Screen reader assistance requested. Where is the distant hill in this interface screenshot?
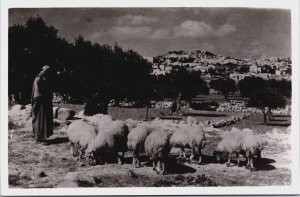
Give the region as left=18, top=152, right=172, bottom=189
left=150, top=50, right=291, bottom=77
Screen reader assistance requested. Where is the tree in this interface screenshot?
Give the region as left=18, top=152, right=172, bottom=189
left=238, top=76, right=267, bottom=97
left=209, top=79, right=236, bottom=99
left=154, top=68, right=208, bottom=103
left=9, top=16, right=70, bottom=104
left=267, top=79, right=291, bottom=98
left=9, top=16, right=154, bottom=106
left=248, top=88, right=286, bottom=124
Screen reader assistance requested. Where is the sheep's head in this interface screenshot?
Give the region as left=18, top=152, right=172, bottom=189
left=86, top=147, right=108, bottom=165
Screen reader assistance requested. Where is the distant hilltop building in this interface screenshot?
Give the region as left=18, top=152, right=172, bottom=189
left=149, top=50, right=291, bottom=81
left=144, top=57, right=153, bottom=63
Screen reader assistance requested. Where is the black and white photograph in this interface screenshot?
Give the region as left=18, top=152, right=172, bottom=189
left=1, top=0, right=300, bottom=195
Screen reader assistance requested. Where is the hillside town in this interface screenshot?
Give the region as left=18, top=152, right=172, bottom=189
left=147, top=50, right=291, bottom=82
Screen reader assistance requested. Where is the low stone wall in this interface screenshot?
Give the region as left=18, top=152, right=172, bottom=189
left=212, top=113, right=252, bottom=128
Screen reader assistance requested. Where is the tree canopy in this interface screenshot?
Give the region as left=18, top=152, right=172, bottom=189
left=238, top=76, right=267, bottom=98
left=248, top=88, right=286, bottom=124
left=154, top=68, right=208, bottom=101
left=9, top=16, right=153, bottom=105
left=209, top=78, right=236, bottom=99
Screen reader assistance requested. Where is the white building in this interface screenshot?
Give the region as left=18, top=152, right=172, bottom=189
left=230, top=73, right=250, bottom=81
left=250, top=64, right=261, bottom=73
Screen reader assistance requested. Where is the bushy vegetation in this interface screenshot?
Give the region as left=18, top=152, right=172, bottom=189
left=209, top=79, right=236, bottom=99
left=238, top=76, right=290, bottom=124
left=9, top=16, right=152, bottom=105
left=154, top=68, right=209, bottom=102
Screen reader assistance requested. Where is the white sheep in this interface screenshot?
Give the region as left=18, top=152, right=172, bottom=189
left=214, top=128, right=263, bottom=171
left=144, top=129, right=172, bottom=174
left=170, top=125, right=206, bottom=163
left=127, top=123, right=155, bottom=167
left=83, top=114, right=113, bottom=126
left=66, top=119, right=98, bottom=158
left=97, top=115, right=114, bottom=130
left=85, top=120, right=129, bottom=165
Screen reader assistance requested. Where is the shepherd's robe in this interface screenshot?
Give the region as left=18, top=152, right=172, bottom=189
left=31, top=76, right=53, bottom=142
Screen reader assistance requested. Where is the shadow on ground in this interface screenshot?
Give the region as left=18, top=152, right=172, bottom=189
left=47, top=137, right=69, bottom=144
left=255, top=157, right=276, bottom=171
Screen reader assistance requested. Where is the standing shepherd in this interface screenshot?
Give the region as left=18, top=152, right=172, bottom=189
left=31, top=65, right=53, bottom=144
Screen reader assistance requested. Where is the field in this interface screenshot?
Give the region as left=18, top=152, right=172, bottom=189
left=8, top=104, right=291, bottom=188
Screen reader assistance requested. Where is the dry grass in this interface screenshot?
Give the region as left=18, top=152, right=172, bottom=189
left=9, top=105, right=291, bottom=188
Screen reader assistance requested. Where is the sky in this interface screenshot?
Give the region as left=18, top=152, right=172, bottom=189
left=9, top=8, right=291, bottom=59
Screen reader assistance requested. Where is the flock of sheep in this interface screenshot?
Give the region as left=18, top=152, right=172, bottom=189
left=67, top=114, right=264, bottom=174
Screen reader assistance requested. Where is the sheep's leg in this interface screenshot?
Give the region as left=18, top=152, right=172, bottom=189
left=161, top=161, right=167, bottom=175
left=132, top=154, right=140, bottom=168
left=198, top=147, right=202, bottom=164
left=135, top=151, right=141, bottom=167
left=72, top=142, right=80, bottom=157
left=189, top=148, right=196, bottom=162
left=117, top=152, right=124, bottom=165
left=136, top=157, right=141, bottom=167
left=152, top=161, right=157, bottom=172
left=236, top=152, right=242, bottom=167
left=245, top=156, right=250, bottom=169
left=132, top=156, right=136, bottom=167
left=226, top=153, right=232, bottom=167
left=249, top=155, right=256, bottom=172
left=250, top=157, right=254, bottom=169
left=70, top=142, right=74, bottom=155
left=181, top=147, right=187, bottom=159
left=156, top=160, right=162, bottom=174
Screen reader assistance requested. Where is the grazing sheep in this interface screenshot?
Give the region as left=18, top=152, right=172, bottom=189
left=97, top=115, right=114, bottom=130
left=86, top=120, right=129, bottom=165
left=144, top=129, right=172, bottom=174
left=67, top=119, right=98, bottom=158
left=84, top=114, right=113, bottom=126
left=214, top=128, right=263, bottom=171
left=127, top=123, right=155, bottom=167
left=170, top=125, right=206, bottom=163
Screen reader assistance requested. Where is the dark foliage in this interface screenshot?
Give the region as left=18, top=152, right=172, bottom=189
left=238, top=76, right=267, bottom=97
left=248, top=88, right=286, bottom=124
left=267, top=79, right=291, bottom=98
left=154, top=68, right=209, bottom=101
left=209, top=79, right=236, bottom=99
left=9, top=16, right=153, bottom=105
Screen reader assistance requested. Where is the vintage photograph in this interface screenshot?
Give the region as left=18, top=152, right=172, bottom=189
left=6, top=7, right=294, bottom=189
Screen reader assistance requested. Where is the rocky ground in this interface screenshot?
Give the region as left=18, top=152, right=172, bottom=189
left=8, top=106, right=291, bottom=188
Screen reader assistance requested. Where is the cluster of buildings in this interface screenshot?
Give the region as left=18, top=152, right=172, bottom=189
left=146, top=50, right=291, bottom=81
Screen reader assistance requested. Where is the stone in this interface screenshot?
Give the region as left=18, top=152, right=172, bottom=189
left=57, top=108, right=76, bottom=121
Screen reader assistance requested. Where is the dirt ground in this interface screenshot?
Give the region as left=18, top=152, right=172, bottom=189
left=8, top=107, right=291, bottom=188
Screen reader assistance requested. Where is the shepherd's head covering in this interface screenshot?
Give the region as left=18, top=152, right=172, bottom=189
left=41, top=65, right=51, bottom=71
left=39, top=65, right=51, bottom=78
